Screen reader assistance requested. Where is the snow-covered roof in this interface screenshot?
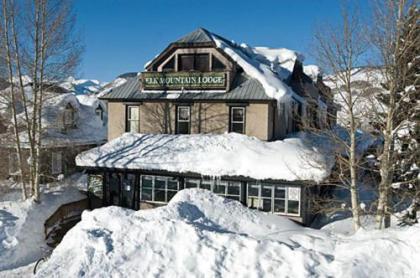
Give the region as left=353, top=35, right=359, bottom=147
left=211, top=34, right=302, bottom=102
left=76, top=132, right=333, bottom=182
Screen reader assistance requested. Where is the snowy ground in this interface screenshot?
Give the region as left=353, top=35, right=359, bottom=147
left=0, top=175, right=86, bottom=275
left=34, top=189, right=420, bottom=278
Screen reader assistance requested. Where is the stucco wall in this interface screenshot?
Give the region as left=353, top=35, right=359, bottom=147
left=107, top=101, right=273, bottom=141
left=108, top=102, right=126, bottom=140
left=246, top=103, right=270, bottom=140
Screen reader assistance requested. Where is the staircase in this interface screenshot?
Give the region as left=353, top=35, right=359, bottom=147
left=44, top=198, right=89, bottom=247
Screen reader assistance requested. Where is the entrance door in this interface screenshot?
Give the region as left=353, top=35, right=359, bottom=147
left=108, top=173, right=120, bottom=206
left=121, top=174, right=136, bottom=209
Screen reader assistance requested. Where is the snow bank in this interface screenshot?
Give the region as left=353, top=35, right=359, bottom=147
left=76, top=132, right=333, bottom=182
left=36, top=189, right=420, bottom=278
left=0, top=178, right=85, bottom=271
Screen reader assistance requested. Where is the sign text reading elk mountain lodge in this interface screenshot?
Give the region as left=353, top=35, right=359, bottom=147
left=141, top=72, right=227, bottom=90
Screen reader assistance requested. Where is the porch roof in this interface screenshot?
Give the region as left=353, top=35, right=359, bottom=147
left=76, top=133, right=334, bottom=183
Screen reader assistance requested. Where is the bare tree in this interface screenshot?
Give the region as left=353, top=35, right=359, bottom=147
left=369, top=0, right=419, bottom=228
left=0, top=0, right=27, bottom=199
left=312, top=3, right=368, bottom=231
left=0, top=0, right=82, bottom=202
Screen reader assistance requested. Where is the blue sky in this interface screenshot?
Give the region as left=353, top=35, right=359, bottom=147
left=74, top=0, right=370, bottom=82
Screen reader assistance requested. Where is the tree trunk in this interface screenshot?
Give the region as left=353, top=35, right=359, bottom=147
left=2, top=0, right=27, bottom=200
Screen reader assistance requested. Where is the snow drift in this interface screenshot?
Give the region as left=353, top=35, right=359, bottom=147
left=36, top=189, right=420, bottom=277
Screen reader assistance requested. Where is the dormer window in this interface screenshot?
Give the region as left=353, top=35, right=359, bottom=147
left=212, top=56, right=226, bottom=71
left=162, top=57, right=175, bottom=72
left=178, top=54, right=209, bottom=72
left=63, top=103, right=76, bottom=129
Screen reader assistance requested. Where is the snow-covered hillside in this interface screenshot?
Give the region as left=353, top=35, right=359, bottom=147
left=325, top=67, right=387, bottom=130
left=36, top=189, right=420, bottom=278
left=60, top=77, right=107, bottom=95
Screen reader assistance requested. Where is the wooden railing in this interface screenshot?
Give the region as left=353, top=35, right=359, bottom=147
left=44, top=198, right=89, bottom=239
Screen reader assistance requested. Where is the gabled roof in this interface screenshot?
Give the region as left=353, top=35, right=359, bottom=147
left=175, top=28, right=214, bottom=44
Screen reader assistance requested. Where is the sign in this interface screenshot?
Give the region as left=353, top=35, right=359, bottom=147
left=141, top=71, right=227, bottom=91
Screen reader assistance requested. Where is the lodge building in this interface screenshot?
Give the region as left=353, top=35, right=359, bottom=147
left=78, top=28, right=335, bottom=225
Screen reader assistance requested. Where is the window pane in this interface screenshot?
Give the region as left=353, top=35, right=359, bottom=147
left=227, top=183, right=240, bottom=195
left=167, top=179, right=178, bottom=190
left=167, top=190, right=177, bottom=201
left=179, top=55, right=194, bottom=71
left=178, top=107, right=190, bottom=121
left=262, top=199, right=272, bottom=212
left=162, top=57, right=175, bottom=72
left=213, top=184, right=226, bottom=195
left=129, top=121, right=139, bottom=133
left=231, top=123, right=244, bottom=134
left=185, top=179, right=199, bottom=188
left=274, top=199, right=285, bottom=213
left=155, top=178, right=166, bottom=189
left=128, top=107, right=139, bottom=120
left=200, top=181, right=212, bottom=191
left=154, top=189, right=166, bottom=202
left=195, top=54, right=209, bottom=72
left=287, top=201, right=299, bottom=214
left=212, top=56, right=226, bottom=71
left=141, top=188, right=152, bottom=201
left=142, top=176, right=153, bottom=188
left=275, top=187, right=286, bottom=199
left=248, top=185, right=259, bottom=197
left=261, top=186, right=272, bottom=198
left=247, top=197, right=260, bottom=208
left=232, top=108, right=244, bottom=122
left=177, top=122, right=189, bottom=134
left=226, top=195, right=240, bottom=201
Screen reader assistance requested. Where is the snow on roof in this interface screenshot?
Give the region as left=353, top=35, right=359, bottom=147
left=76, top=132, right=333, bottom=182
left=211, top=33, right=302, bottom=102
left=303, top=65, right=321, bottom=81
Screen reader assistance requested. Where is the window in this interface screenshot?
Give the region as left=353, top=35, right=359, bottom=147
left=176, top=106, right=190, bottom=134
left=126, top=105, right=140, bottom=133
left=9, top=152, right=19, bottom=175
left=88, top=175, right=103, bottom=199
left=247, top=183, right=301, bottom=216
left=212, top=56, right=226, bottom=71
left=51, top=152, right=62, bottom=175
left=178, top=54, right=209, bottom=72
left=63, top=104, right=75, bottom=129
left=229, top=107, right=245, bottom=134
left=140, top=175, right=180, bottom=203
left=184, top=178, right=241, bottom=201
left=95, top=105, right=104, bottom=121
left=121, top=174, right=136, bottom=208
left=162, top=57, right=175, bottom=72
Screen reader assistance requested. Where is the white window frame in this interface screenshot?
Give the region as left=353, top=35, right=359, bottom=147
left=176, top=106, right=191, bottom=134
left=184, top=178, right=241, bottom=201
left=140, top=175, right=180, bottom=204
left=230, top=106, right=245, bottom=134
left=246, top=183, right=301, bottom=216
left=51, top=152, right=63, bottom=175
left=126, top=105, right=140, bottom=133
